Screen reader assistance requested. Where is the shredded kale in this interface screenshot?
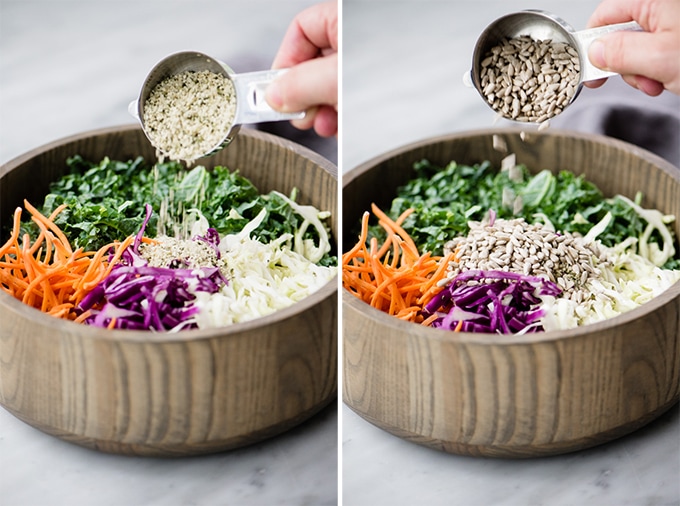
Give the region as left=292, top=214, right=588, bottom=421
left=370, top=159, right=679, bottom=269
left=29, top=155, right=336, bottom=266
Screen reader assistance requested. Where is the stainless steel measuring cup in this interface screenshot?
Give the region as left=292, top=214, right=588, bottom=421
left=469, top=10, right=642, bottom=121
left=129, top=51, right=305, bottom=159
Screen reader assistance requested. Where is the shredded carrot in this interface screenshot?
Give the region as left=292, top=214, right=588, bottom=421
left=342, top=204, right=454, bottom=324
left=421, top=312, right=440, bottom=327
left=0, top=200, right=134, bottom=321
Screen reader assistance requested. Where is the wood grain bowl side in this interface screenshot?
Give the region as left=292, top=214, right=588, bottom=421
left=342, top=128, right=680, bottom=458
left=0, top=125, right=338, bottom=456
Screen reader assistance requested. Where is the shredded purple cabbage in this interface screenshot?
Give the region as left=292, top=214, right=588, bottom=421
left=80, top=204, right=227, bottom=331
left=423, top=269, right=562, bottom=334
left=193, top=227, right=221, bottom=259
left=79, top=264, right=224, bottom=331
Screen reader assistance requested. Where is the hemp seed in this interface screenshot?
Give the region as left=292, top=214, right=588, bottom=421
left=143, top=70, right=237, bottom=164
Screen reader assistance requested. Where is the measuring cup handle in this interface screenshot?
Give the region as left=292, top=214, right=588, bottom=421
left=232, top=69, right=306, bottom=124
left=573, top=21, right=643, bottom=82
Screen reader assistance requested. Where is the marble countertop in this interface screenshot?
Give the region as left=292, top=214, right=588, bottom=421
left=1, top=405, right=337, bottom=506
left=343, top=405, right=679, bottom=506
left=0, top=1, right=337, bottom=505
left=342, top=1, right=679, bottom=505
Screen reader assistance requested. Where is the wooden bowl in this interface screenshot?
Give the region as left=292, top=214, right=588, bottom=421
left=0, top=125, right=337, bottom=456
left=343, top=128, right=680, bottom=458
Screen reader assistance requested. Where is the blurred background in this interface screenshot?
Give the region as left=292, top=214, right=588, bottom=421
left=0, top=2, right=337, bottom=506
left=342, top=0, right=679, bottom=171
left=342, top=1, right=679, bottom=505
left=0, top=0, right=337, bottom=165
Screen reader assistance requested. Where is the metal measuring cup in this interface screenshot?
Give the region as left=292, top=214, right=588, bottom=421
left=469, top=10, right=642, bottom=122
left=129, top=51, right=305, bottom=159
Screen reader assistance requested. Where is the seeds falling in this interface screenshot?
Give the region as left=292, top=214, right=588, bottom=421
left=479, top=35, right=580, bottom=123
left=143, top=70, right=237, bottom=164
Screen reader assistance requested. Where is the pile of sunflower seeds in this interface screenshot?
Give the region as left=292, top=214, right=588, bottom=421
left=479, top=35, right=581, bottom=125
left=443, top=218, right=609, bottom=303
left=143, top=70, right=237, bottom=164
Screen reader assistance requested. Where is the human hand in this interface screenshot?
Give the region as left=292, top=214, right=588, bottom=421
left=584, top=0, right=680, bottom=96
left=265, top=1, right=338, bottom=137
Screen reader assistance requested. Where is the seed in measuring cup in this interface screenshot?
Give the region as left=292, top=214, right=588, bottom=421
left=142, top=70, right=237, bottom=164
left=479, top=35, right=580, bottom=124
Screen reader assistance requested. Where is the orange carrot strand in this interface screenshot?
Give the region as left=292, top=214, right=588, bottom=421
left=342, top=204, right=454, bottom=324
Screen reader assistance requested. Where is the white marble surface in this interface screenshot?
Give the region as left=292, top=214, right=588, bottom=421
left=343, top=405, right=679, bottom=506
left=1, top=405, right=337, bottom=506
left=0, top=1, right=337, bottom=505
left=342, top=1, right=680, bottom=505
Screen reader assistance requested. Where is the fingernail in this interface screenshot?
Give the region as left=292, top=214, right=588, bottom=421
left=589, top=39, right=607, bottom=70
left=265, top=82, right=284, bottom=110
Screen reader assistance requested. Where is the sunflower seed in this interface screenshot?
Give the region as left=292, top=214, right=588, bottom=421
left=478, top=36, right=580, bottom=124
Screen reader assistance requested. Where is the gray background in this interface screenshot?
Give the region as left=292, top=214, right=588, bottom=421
left=342, top=0, right=679, bottom=171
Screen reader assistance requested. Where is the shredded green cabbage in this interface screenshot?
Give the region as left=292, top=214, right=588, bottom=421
left=542, top=242, right=680, bottom=330
left=192, top=209, right=336, bottom=327
left=616, top=195, right=676, bottom=267
left=270, top=191, right=332, bottom=264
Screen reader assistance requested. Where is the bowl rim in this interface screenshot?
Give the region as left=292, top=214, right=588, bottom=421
left=342, top=127, right=680, bottom=345
left=343, top=286, right=680, bottom=345
left=1, top=123, right=338, bottom=179
left=344, top=127, right=680, bottom=184
left=0, top=124, right=338, bottom=343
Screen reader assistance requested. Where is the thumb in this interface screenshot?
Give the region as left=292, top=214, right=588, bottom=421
left=265, top=53, right=338, bottom=113
left=588, top=31, right=675, bottom=86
